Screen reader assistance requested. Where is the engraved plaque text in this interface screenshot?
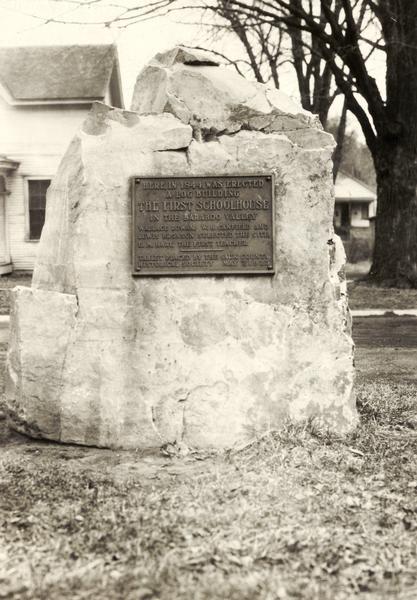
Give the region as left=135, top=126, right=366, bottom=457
left=132, top=175, right=274, bottom=276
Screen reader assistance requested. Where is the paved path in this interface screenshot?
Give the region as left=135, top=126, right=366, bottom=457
left=352, top=309, right=417, bottom=317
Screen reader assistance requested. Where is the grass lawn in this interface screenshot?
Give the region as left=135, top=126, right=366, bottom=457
left=348, top=282, right=417, bottom=311
left=1, top=335, right=417, bottom=599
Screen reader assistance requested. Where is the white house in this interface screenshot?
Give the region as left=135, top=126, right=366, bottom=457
left=334, top=171, right=376, bottom=261
left=334, top=172, right=377, bottom=231
left=0, top=44, right=124, bottom=274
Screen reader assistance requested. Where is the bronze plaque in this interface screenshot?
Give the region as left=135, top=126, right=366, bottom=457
left=132, top=175, right=274, bottom=276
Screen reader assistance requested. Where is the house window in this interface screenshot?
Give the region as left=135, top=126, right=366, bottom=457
left=361, top=203, right=369, bottom=219
left=28, top=179, right=50, bottom=240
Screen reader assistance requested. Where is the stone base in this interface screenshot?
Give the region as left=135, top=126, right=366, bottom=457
left=3, top=47, right=357, bottom=449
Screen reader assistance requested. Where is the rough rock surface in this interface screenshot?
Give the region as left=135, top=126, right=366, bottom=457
left=131, top=46, right=321, bottom=139
left=4, top=47, right=357, bottom=449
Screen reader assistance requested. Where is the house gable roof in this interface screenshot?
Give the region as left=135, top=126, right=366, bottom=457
left=0, top=44, right=122, bottom=105
left=335, top=171, right=376, bottom=203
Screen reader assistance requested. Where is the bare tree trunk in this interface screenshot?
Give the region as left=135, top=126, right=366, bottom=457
left=369, top=0, right=417, bottom=287
left=370, top=142, right=417, bottom=287
left=332, top=98, right=347, bottom=182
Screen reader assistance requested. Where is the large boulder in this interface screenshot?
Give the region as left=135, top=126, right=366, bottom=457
left=4, top=47, right=357, bottom=449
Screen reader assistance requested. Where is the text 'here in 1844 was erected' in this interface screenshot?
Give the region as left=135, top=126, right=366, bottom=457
left=132, top=175, right=274, bottom=275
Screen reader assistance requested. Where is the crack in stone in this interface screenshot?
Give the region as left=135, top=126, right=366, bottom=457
left=154, top=146, right=190, bottom=154
left=162, top=83, right=320, bottom=145
left=151, top=404, right=156, bottom=425
left=180, top=401, right=187, bottom=443
left=185, top=146, right=192, bottom=168
left=56, top=294, right=79, bottom=441
left=149, top=404, right=165, bottom=445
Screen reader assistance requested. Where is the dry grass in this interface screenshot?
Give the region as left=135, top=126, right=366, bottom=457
left=0, top=377, right=416, bottom=599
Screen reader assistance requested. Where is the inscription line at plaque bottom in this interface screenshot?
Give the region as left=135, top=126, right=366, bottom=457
left=180, top=249, right=222, bottom=252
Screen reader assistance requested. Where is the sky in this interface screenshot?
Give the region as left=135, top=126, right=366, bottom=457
left=0, top=0, right=250, bottom=107
left=0, top=0, right=384, bottom=135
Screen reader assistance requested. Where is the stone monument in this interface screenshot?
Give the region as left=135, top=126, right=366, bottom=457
left=4, top=46, right=357, bottom=449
